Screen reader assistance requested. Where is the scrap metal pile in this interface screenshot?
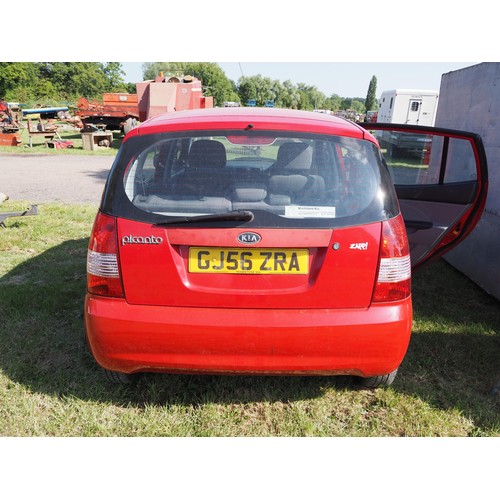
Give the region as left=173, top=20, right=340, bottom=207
left=0, top=101, right=21, bottom=146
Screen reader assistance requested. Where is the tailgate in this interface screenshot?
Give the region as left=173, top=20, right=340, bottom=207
left=117, top=220, right=382, bottom=309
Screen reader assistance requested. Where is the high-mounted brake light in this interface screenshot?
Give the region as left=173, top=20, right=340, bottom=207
left=87, top=212, right=124, bottom=298
left=372, top=215, right=411, bottom=303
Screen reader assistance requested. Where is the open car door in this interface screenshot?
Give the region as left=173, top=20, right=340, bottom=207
left=360, top=123, right=488, bottom=270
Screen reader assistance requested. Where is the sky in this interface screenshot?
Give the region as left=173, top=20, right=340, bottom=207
left=121, top=62, right=478, bottom=99
left=7, top=1, right=495, bottom=101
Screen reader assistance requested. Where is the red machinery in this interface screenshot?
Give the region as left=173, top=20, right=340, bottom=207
left=76, top=74, right=214, bottom=134
left=0, top=101, right=21, bottom=146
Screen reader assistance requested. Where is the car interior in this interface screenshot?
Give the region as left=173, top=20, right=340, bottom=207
left=125, top=135, right=381, bottom=220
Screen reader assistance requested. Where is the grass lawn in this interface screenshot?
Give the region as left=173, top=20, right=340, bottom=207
left=0, top=200, right=499, bottom=437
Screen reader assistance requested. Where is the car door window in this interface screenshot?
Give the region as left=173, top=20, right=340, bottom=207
left=371, top=129, right=479, bottom=186
left=360, top=123, right=488, bottom=270
left=444, top=138, right=478, bottom=183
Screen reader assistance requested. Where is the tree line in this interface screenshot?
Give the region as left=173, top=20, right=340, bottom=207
left=0, top=62, right=378, bottom=113
left=0, top=62, right=129, bottom=103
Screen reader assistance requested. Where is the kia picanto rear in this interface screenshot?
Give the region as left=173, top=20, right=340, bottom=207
left=85, top=108, right=413, bottom=387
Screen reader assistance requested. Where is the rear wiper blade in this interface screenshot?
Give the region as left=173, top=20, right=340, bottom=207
left=154, top=210, right=254, bottom=226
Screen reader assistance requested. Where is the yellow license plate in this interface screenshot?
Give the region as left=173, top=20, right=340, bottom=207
left=189, top=247, right=309, bottom=274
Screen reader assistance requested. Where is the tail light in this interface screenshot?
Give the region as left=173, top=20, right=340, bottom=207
left=372, top=215, right=411, bottom=303
left=87, top=212, right=124, bottom=298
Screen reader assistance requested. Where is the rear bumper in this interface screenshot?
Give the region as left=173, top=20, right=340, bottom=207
left=84, top=295, right=412, bottom=377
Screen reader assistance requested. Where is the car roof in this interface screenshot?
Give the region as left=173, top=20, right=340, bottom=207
left=126, top=107, right=375, bottom=143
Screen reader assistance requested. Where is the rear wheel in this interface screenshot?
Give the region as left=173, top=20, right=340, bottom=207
left=359, top=368, right=398, bottom=389
left=103, top=368, right=138, bottom=385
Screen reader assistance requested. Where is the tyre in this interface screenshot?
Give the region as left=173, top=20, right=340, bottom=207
left=103, top=368, right=138, bottom=385
left=359, top=368, right=398, bottom=389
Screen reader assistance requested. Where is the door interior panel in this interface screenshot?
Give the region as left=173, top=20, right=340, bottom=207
left=395, top=181, right=478, bottom=204
left=399, top=198, right=472, bottom=265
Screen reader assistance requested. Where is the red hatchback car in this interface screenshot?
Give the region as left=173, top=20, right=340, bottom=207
left=84, top=108, right=487, bottom=387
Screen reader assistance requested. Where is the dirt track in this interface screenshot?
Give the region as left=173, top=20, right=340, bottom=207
left=0, top=154, right=114, bottom=205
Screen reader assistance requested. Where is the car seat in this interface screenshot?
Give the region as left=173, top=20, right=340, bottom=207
left=267, top=142, right=326, bottom=205
left=175, top=139, right=229, bottom=196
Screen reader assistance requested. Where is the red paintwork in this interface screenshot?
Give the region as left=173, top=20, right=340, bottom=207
left=126, top=107, right=377, bottom=144
left=0, top=132, right=21, bottom=146
left=85, top=295, right=412, bottom=376
left=118, top=221, right=381, bottom=309
left=76, top=95, right=140, bottom=120
left=86, top=213, right=413, bottom=375
left=85, top=109, right=414, bottom=377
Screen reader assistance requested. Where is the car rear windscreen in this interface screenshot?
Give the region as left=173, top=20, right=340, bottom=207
left=105, top=131, right=399, bottom=228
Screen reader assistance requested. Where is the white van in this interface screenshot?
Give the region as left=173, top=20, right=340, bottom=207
left=377, top=89, right=439, bottom=126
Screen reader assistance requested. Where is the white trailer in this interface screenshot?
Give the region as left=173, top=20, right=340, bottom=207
left=377, top=89, right=439, bottom=126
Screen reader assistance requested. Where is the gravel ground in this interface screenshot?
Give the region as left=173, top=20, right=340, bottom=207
left=0, top=154, right=114, bottom=205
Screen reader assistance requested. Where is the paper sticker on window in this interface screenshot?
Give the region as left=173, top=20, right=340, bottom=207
left=285, top=206, right=336, bottom=218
